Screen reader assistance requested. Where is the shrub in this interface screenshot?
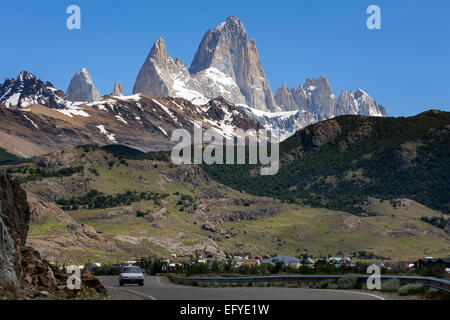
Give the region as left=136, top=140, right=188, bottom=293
left=337, top=274, right=358, bottom=289
left=381, top=279, right=400, bottom=292
left=327, top=283, right=339, bottom=289
left=313, top=279, right=335, bottom=289
left=398, top=283, right=425, bottom=296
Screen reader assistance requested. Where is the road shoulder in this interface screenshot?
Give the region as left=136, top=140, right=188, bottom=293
left=104, top=286, right=156, bottom=300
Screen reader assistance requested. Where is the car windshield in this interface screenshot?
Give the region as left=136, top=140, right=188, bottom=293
left=123, top=267, right=141, bottom=273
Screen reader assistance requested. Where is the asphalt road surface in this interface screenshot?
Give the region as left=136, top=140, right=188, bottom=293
left=98, top=276, right=389, bottom=300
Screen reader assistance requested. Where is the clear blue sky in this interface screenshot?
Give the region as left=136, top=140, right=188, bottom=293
left=1, top=0, right=449, bottom=116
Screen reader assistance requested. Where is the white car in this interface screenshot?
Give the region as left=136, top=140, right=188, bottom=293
left=119, top=266, right=144, bottom=286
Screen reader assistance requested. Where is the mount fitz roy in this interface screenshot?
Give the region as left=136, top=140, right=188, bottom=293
left=132, top=16, right=387, bottom=139
left=0, top=16, right=388, bottom=156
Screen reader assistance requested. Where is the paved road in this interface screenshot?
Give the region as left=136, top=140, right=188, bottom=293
left=98, top=276, right=389, bottom=300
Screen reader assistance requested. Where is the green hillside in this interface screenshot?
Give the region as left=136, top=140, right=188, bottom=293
left=20, top=147, right=448, bottom=262
left=203, top=110, right=450, bottom=215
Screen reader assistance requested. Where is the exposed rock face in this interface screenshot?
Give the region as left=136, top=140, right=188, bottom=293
left=111, top=82, right=124, bottom=96
left=202, top=221, right=217, bottom=233
left=311, top=119, right=342, bottom=147
left=20, top=247, right=106, bottom=298
left=132, top=38, right=204, bottom=102
left=114, top=235, right=225, bottom=258
left=133, top=38, right=172, bottom=97
left=66, top=68, right=100, bottom=102
left=0, top=87, right=262, bottom=158
left=336, top=89, right=387, bottom=117
left=274, top=83, right=298, bottom=111
left=302, top=77, right=337, bottom=115
left=133, top=17, right=278, bottom=111
left=268, top=77, right=387, bottom=140
left=21, top=247, right=57, bottom=291
left=274, top=77, right=387, bottom=118
left=0, top=173, right=30, bottom=287
left=190, top=16, right=278, bottom=111
left=194, top=197, right=283, bottom=224
left=0, top=71, right=69, bottom=109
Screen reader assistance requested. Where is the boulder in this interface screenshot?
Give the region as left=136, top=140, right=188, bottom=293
left=202, top=221, right=216, bottom=233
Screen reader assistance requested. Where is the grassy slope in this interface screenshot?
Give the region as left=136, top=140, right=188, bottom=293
left=25, top=153, right=449, bottom=263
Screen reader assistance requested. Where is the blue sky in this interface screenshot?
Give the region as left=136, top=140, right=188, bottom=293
left=1, top=0, right=449, bottom=116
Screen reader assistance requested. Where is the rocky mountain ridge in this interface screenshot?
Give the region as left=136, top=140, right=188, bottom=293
left=0, top=75, right=261, bottom=157
left=0, top=71, right=69, bottom=109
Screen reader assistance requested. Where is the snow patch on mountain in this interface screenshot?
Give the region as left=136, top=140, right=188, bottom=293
left=96, top=125, right=116, bottom=143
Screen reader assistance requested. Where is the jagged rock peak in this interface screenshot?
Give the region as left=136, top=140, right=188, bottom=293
left=336, top=88, right=387, bottom=117
left=111, top=82, right=124, bottom=96
left=148, top=37, right=168, bottom=66
left=274, top=76, right=387, bottom=118
left=189, top=16, right=278, bottom=111
left=303, top=76, right=332, bottom=94
left=274, top=83, right=297, bottom=111
left=133, top=37, right=174, bottom=97
left=0, top=71, right=69, bottom=109
left=66, top=68, right=100, bottom=102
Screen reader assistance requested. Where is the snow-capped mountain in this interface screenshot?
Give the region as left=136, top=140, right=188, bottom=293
left=66, top=68, right=100, bottom=102
left=274, top=76, right=387, bottom=118
left=131, top=16, right=387, bottom=141
left=336, top=88, right=387, bottom=117
left=0, top=71, right=69, bottom=109
left=266, top=77, right=388, bottom=139
left=1, top=16, right=389, bottom=153
left=240, top=106, right=320, bottom=141
left=0, top=71, right=261, bottom=157
left=133, top=17, right=278, bottom=111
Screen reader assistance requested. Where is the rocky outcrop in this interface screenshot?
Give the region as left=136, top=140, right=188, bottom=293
left=114, top=235, right=225, bottom=258
left=145, top=208, right=168, bottom=223
left=0, top=71, right=69, bottom=109
left=26, top=192, right=121, bottom=262
left=66, top=68, right=100, bottom=102
left=21, top=247, right=57, bottom=291
left=20, top=247, right=106, bottom=299
left=311, top=119, right=342, bottom=147
left=0, top=173, right=30, bottom=288
left=0, top=174, right=107, bottom=299
left=202, top=221, right=217, bottom=233
left=194, top=197, right=283, bottom=224
left=111, top=82, right=124, bottom=96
